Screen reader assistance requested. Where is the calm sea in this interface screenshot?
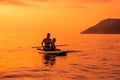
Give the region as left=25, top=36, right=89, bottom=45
left=0, top=34, right=120, bottom=80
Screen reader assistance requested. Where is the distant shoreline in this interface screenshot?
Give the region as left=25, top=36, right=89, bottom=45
left=81, top=18, right=120, bottom=34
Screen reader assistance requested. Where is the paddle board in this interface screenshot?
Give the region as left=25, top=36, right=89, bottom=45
left=39, top=50, right=67, bottom=56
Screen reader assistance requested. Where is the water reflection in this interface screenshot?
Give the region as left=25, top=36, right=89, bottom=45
left=42, top=51, right=68, bottom=66
left=43, top=54, right=56, bottom=66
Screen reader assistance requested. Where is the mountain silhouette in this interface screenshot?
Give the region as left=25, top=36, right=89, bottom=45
left=81, top=18, right=120, bottom=34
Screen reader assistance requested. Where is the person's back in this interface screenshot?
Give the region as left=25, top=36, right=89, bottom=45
left=43, top=38, right=51, bottom=47
left=41, top=33, right=52, bottom=51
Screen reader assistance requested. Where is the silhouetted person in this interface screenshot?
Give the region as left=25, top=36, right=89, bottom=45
left=41, top=33, right=52, bottom=51
left=51, top=38, right=56, bottom=51
left=51, top=38, right=61, bottom=51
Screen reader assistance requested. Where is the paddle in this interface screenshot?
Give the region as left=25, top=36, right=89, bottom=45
left=32, top=44, right=67, bottom=48
left=32, top=46, right=42, bottom=48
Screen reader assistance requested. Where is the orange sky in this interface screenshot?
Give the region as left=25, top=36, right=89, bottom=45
left=0, top=0, right=120, bottom=34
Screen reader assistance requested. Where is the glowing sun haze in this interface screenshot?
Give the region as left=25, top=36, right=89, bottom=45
left=0, top=0, right=120, bottom=34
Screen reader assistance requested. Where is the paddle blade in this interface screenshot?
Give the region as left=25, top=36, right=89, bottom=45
left=32, top=46, right=41, bottom=48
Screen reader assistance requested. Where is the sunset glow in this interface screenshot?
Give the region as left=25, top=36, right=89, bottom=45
left=0, top=1, right=120, bottom=80
left=0, top=0, right=120, bottom=34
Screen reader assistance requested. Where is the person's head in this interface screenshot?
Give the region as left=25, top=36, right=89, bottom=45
left=52, top=38, right=56, bottom=42
left=47, top=33, right=51, bottom=38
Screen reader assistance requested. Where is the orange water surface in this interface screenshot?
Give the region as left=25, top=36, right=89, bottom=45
left=0, top=34, right=120, bottom=80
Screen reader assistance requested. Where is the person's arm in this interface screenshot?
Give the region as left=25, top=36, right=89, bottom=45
left=50, top=39, right=52, bottom=46
left=41, top=39, right=45, bottom=47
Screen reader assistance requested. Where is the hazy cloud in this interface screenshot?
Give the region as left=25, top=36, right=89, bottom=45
left=0, top=0, right=28, bottom=6
left=32, top=0, right=111, bottom=3
left=0, top=0, right=112, bottom=6
left=75, top=0, right=111, bottom=3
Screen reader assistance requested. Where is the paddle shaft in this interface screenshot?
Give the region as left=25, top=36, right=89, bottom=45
left=32, top=44, right=67, bottom=48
